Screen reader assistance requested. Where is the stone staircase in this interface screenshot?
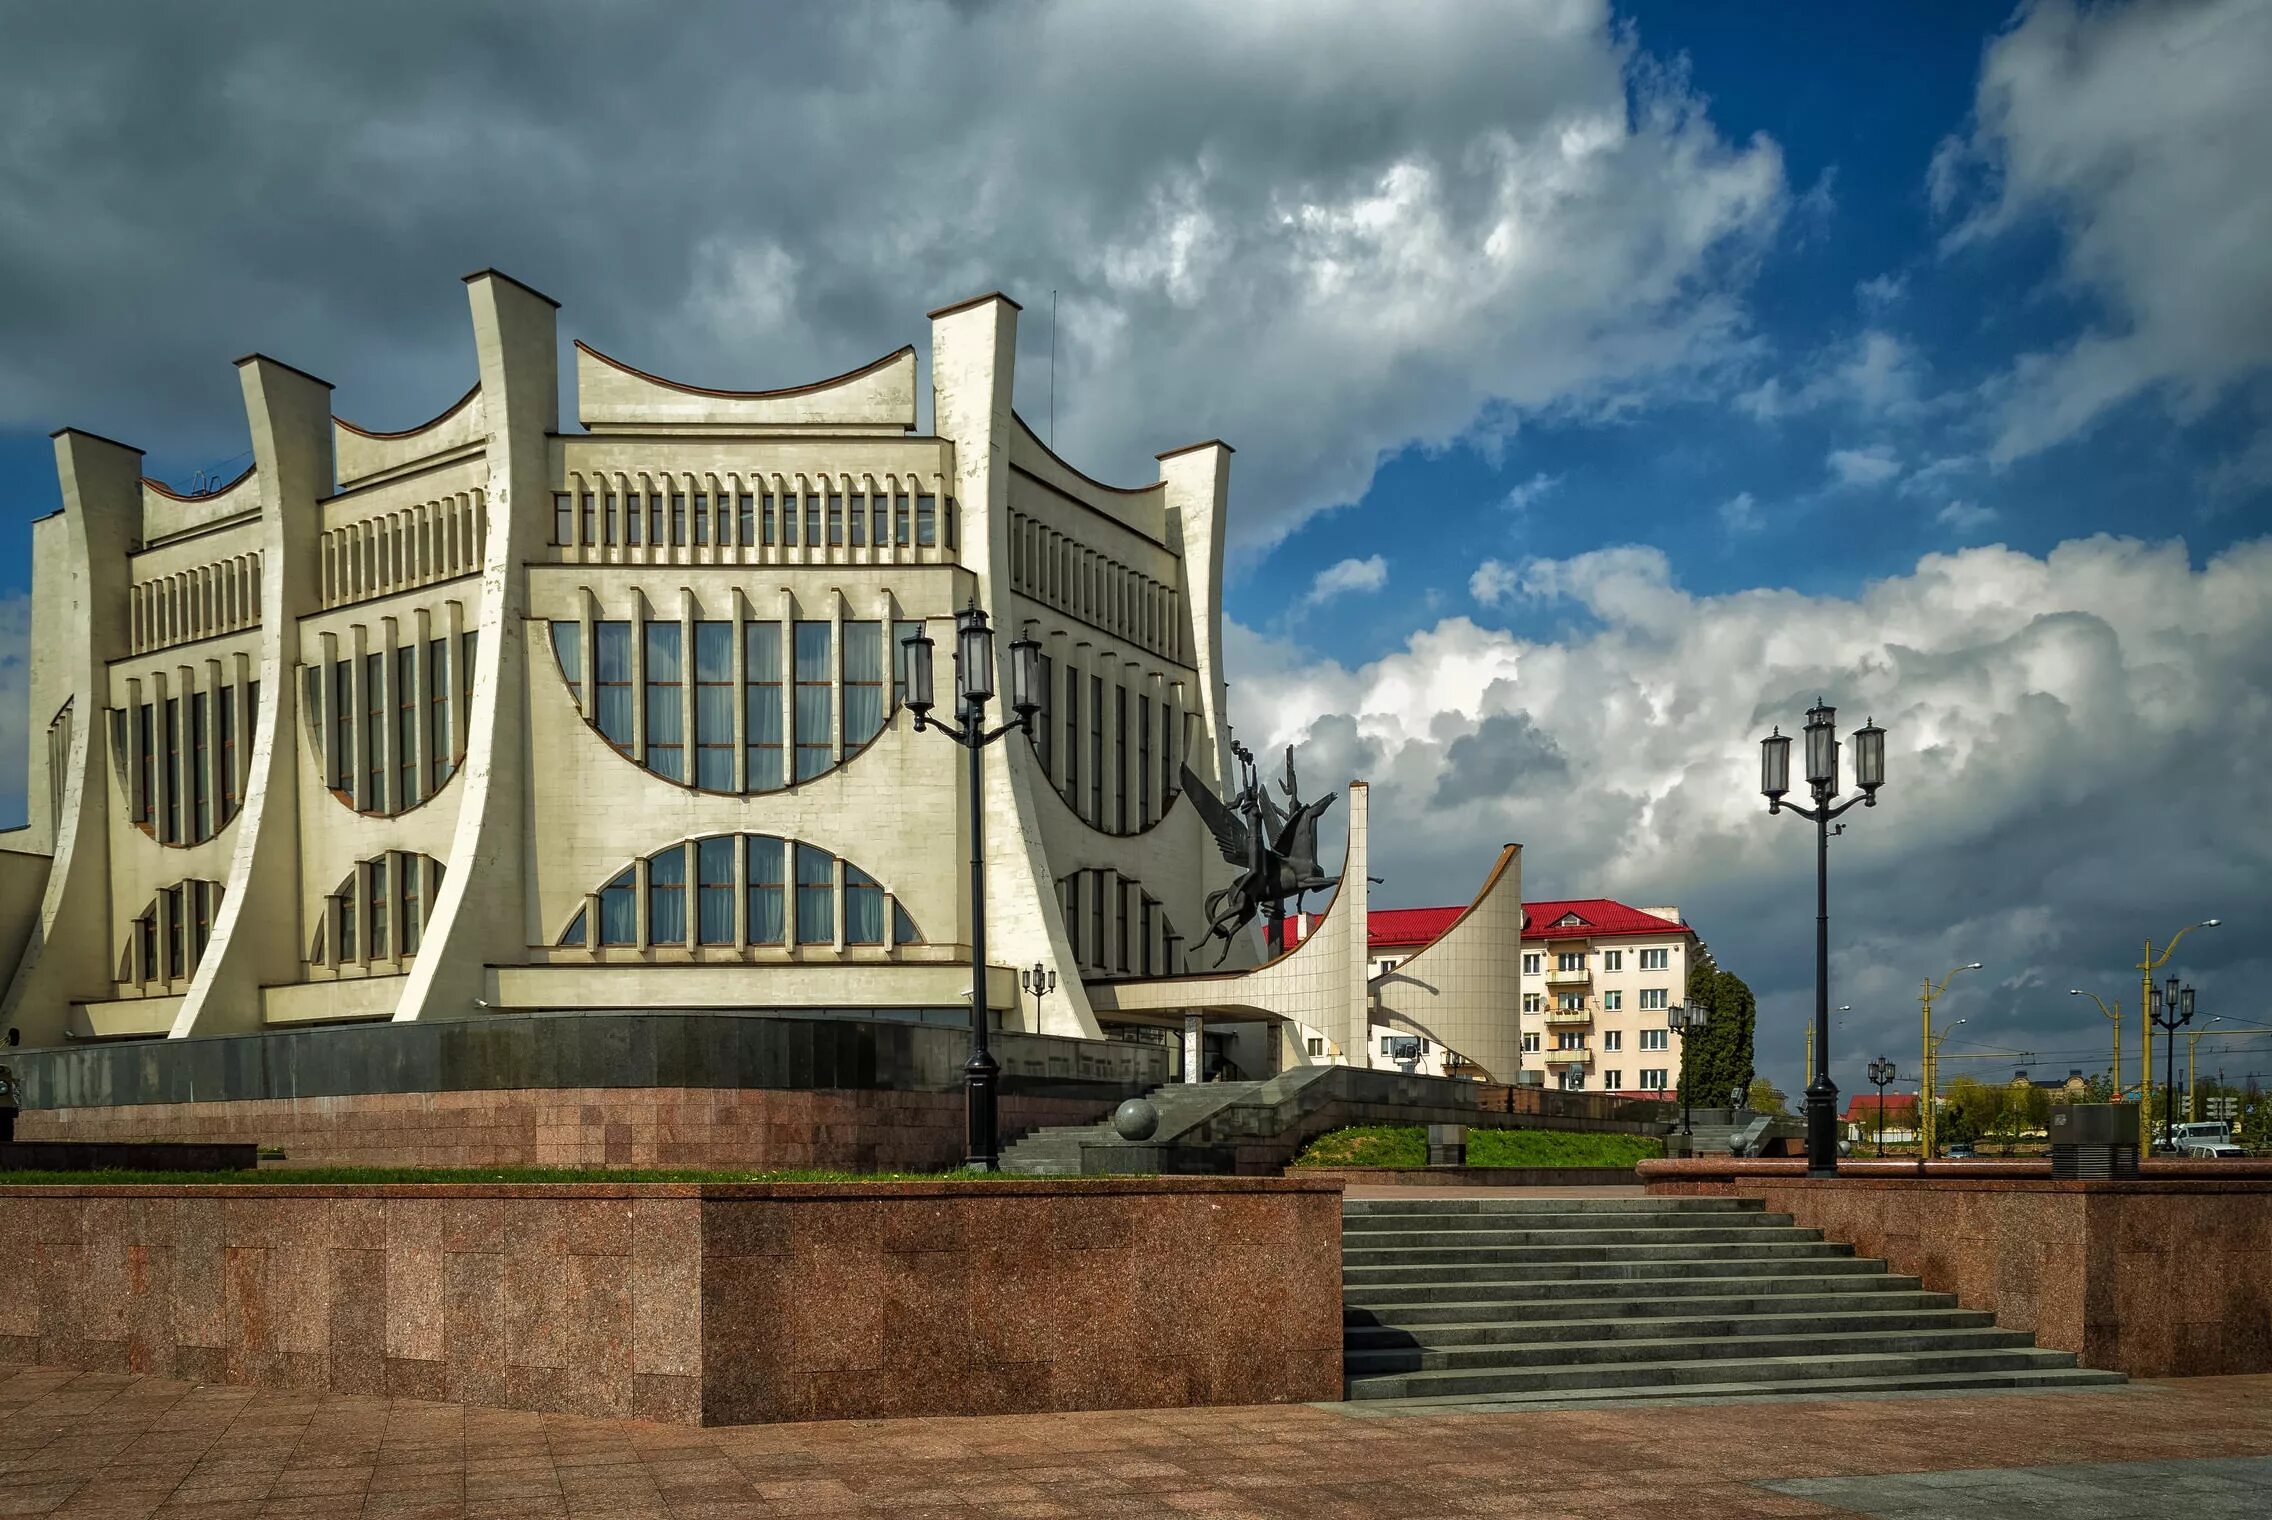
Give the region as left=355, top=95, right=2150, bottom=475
left=999, top=1080, right=1271, bottom=1175
left=1340, top=1196, right=2124, bottom=1409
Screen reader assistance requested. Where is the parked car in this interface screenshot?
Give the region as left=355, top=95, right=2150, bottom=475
left=2181, top=1140, right=2247, bottom=1159
left=1943, top=1143, right=1977, bottom=1159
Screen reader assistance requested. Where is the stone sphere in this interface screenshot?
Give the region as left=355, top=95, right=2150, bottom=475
left=1112, top=1098, right=1161, bottom=1141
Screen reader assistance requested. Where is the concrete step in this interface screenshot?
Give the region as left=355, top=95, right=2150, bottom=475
left=1343, top=1324, right=2039, bottom=1376
left=1344, top=1345, right=2093, bottom=1401
left=1343, top=1306, right=1998, bottom=1350
left=1343, top=1197, right=1764, bottom=1217
left=1340, top=1365, right=2129, bottom=1413
left=1343, top=1268, right=1911, bottom=1314
left=1344, top=1260, right=1896, bottom=1300
left=1344, top=1285, right=1956, bottom=1326
left=1343, top=1245, right=1858, bottom=1284
left=1342, top=1212, right=1796, bottom=1236
left=1342, top=1225, right=1825, bottom=1254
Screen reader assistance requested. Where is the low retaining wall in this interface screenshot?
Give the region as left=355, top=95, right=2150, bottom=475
left=1291, top=1166, right=1638, bottom=1188
left=1641, top=1158, right=2272, bottom=1377
left=16, top=1089, right=1112, bottom=1172
left=0, top=1177, right=1342, bottom=1423
left=0, top=1141, right=258, bottom=1173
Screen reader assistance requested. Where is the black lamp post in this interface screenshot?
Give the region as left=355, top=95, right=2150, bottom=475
left=1760, top=700, right=1886, bottom=1178
left=2149, top=974, right=2196, bottom=1152
left=1022, top=961, right=1055, bottom=1029
left=1666, top=1003, right=1708, bottom=1136
left=903, top=603, right=1043, bottom=1170
left=1867, top=1055, right=1896, bottom=1158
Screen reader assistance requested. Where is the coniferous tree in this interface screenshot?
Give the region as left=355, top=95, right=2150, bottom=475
left=1678, top=945, right=1757, bottom=1106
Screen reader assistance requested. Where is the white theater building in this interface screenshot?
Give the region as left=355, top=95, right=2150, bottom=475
left=1, top=274, right=1257, bottom=1050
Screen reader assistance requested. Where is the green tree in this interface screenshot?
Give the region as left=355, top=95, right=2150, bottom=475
left=1744, top=1077, right=1790, bottom=1116
left=1681, top=947, right=1757, bottom=1108
left=1941, top=1077, right=2001, bottom=1146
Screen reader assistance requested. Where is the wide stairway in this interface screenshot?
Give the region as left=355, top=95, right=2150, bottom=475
left=999, top=1080, right=1271, bottom=1175
left=1341, top=1196, right=2123, bottom=1408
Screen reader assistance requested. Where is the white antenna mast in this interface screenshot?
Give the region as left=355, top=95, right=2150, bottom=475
left=1049, top=289, right=1058, bottom=448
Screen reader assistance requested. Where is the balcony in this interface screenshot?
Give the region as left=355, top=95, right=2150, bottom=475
left=1545, top=1008, right=1592, bottom=1027
left=1542, top=1046, right=1591, bottom=1066
left=1545, top=967, right=1591, bottom=987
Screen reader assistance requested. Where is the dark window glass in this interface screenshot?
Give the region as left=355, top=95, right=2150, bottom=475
left=428, top=638, right=454, bottom=788
left=844, top=864, right=884, bottom=945
left=1161, top=701, right=1175, bottom=807
left=847, top=494, right=866, bottom=548
left=696, top=836, right=734, bottom=945
left=737, top=494, right=755, bottom=546
left=367, top=856, right=389, bottom=958
left=827, top=495, right=844, bottom=547
left=1089, top=870, right=1105, bottom=969
left=363, top=651, right=385, bottom=810
left=551, top=621, right=582, bottom=701
left=795, top=844, right=833, bottom=944
left=694, top=621, right=734, bottom=790
left=1063, top=664, right=1079, bottom=807
left=595, top=621, right=633, bottom=753
left=669, top=493, right=687, bottom=547
left=624, top=491, right=644, bottom=546
left=1137, top=696, right=1150, bottom=828
left=870, top=494, right=888, bottom=546
left=553, top=493, right=573, bottom=545
left=803, top=495, right=821, bottom=549
left=163, top=697, right=181, bottom=842
left=691, top=493, right=709, bottom=547
left=189, top=692, right=210, bottom=839
left=648, top=845, right=687, bottom=945
left=402, top=861, right=423, bottom=955
left=893, top=494, right=911, bottom=546
left=745, top=621, right=784, bottom=791
left=599, top=868, right=635, bottom=946
left=762, top=493, right=778, bottom=546
left=644, top=622, right=684, bottom=781
left=1062, top=877, right=1080, bottom=960
left=1114, top=686, right=1127, bottom=832
left=138, top=909, right=157, bottom=980
left=781, top=492, right=798, bottom=547
left=745, top=835, right=785, bottom=944
left=580, top=492, right=596, bottom=545
left=165, top=885, right=185, bottom=978
left=843, top=622, right=883, bottom=747
left=217, top=688, right=238, bottom=822
left=601, top=493, right=616, bottom=546
left=893, top=901, right=920, bottom=945
left=1033, top=654, right=1052, bottom=773
left=397, top=645, right=418, bottom=802
left=1088, top=675, right=1103, bottom=823
left=793, top=621, right=832, bottom=781
left=916, top=494, right=938, bottom=547
left=134, top=704, right=154, bottom=828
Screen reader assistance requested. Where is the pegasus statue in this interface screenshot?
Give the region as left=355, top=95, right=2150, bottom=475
left=1180, top=740, right=1339, bottom=966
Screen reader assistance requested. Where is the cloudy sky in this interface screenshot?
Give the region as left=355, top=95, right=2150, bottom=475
left=2, top=0, right=2267, bottom=1101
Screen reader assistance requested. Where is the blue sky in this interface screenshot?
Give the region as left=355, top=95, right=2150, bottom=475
left=0, top=1, right=2266, bottom=1100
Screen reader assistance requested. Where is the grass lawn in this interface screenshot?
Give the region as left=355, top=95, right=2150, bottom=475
left=1291, top=1124, right=1664, bottom=1170
left=0, top=1165, right=1010, bottom=1186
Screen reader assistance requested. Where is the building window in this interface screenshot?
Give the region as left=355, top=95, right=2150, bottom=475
left=594, top=621, right=633, bottom=754
left=133, top=704, right=154, bottom=829
left=746, top=620, right=784, bottom=790
left=1114, top=685, right=1128, bottom=832
left=429, top=638, right=456, bottom=788
left=1089, top=870, right=1106, bottom=970
left=1556, top=1032, right=1586, bottom=1050
left=694, top=621, right=734, bottom=790
left=1062, top=663, right=1080, bottom=807
left=691, top=493, right=710, bottom=547
left=1307, top=1037, right=1324, bottom=1057
left=1639, top=988, right=1668, bottom=1011
left=1641, top=948, right=1670, bottom=970
left=1033, top=653, right=1053, bottom=774
left=643, top=621, right=684, bottom=782
left=1603, top=1030, right=1623, bottom=1052
left=1061, top=876, right=1081, bottom=961
left=1603, top=990, right=1623, bottom=1011
left=363, top=651, right=386, bottom=808
left=395, top=646, right=419, bottom=803
left=795, top=844, right=834, bottom=944
left=1640, top=1028, right=1669, bottom=1051
left=162, top=697, right=181, bottom=841
left=1561, top=1071, right=1586, bottom=1091
left=844, top=865, right=885, bottom=945
left=696, top=836, right=735, bottom=946
left=599, top=868, right=635, bottom=945
left=554, top=493, right=574, bottom=545
left=1557, top=951, right=1584, bottom=971
left=217, top=688, right=237, bottom=819
left=843, top=622, right=885, bottom=748
left=1641, top=1067, right=1668, bottom=1089
left=1522, top=952, right=1542, bottom=975
left=187, top=692, right=211, bottom=840
left=1603, top=1069, right=1622, bottom=1090
left=648, top=845, right=688, bottom=946
left=737, top=494, right=756, bottom=546
left=1522, top=993, right=1542, bottom=1013
left=1557, top=993, right=1584, bottom=1012
left=366, top=855, right=390, bottom=958
left=1521, top=1032, right=1540, bottom=1053
left=916, top=494, right=938, bottom=547
left=1603, top=949, right=1623, bottom=971
left=1088, top=675, right=1103, bottom=823
left=793, top=621, right=833, bottom=781
left=1137, top=696, right=1151, bottom=827
left=745, top=836, right=786, bottom=944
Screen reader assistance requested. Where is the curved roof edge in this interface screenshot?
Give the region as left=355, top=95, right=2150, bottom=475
left=140, top=463, right=256, bottom=503
left=573, top=338, right=917, bottom=402
left=1009, top=410, right=1165, bottom=499
left=335, top=382, right=480, bottom=441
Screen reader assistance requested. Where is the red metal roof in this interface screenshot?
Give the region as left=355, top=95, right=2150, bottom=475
left=1288, top=897, right=1695, bottom=953
left=1842, top=1093, right=1920, bottom=1122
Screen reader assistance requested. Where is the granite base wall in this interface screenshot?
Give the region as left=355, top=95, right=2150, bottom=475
left=0, top=1178, right=1343, bottom=1423
left=1292, top=1165, right=1639, bottom=1187
left=14, top=1089, right=1120, bottom=1172
left=1641, top=1159, right=2272, bottom=1377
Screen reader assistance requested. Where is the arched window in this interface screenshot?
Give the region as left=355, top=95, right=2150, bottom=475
left=310, top=852, right=445, bottom=969
left=117, top=678, right=259, bottom=845
left=558, top=834, right=921, bottom=952
left=119, top=879, right=224, bottom=987
left=549, top=608, right=905, bottom=794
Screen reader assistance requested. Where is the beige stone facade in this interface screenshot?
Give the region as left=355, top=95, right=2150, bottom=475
left=2, top=274, right=1243, bottom=1049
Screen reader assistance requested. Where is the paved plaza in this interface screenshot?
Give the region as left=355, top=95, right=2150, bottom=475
left=2, top=1364, right=2271, bottom=1518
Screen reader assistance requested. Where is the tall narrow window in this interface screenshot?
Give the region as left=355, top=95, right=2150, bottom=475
left=601, top=493, right=617, bottom=546
left=363, top=651, right=385, bottom=810
left=1161, top=702, right=1176, bottom=806
left=1141, top=897, right=1156, bottom=976
left=803, top=495, right=822, bottom=549
left=137, top=908, right=158, bottom=980
left=842, top=622, right=884, bottom=747
left=826, top=495, right=844, bottom=547
left=648, top=845, right=687, bottom=945
left=847, top=494, right=866, bottom=547
left=1089, top=870, right=1106, bottom=970
left=1088, top=675, right=1103, bottom=823
left=599, top=868, right=635, bottom=946
left=551, top=622, right=582, bottom=704
left=745, top=621, right=784, bottom=791
left=691, top=493, right=709, bottom=547
left=165, top=884, right=185, bottom=978
left=648, top=493, right=666, bottom=546
left=696, top=836, right=734, bottom=945
left=332, top=661, right=353, bottom=791
left=402, top=861, right=423, bottom=954
left=893, top=494, right=911, bottom=546
left=781, top=492, right=798, bottom=547
left=367, top=856, right=390, bottom=959
left=844, top=864, right=884, bottom=945
left=693, top=621, right=734, bottom=790
left=1063, top=664, right=1080, bottom=807
left=134, top=704, right=154, bottom=829
left=1114, top=686, right=1128, bottom=833
left=795, top=844, right=833, bottom=944
left=1034, top=654, right=1053, bottom=774
left=737, top=494, right=755, bottom=546
left=217, top=688, right=238, bottom=822
left=792, top=621, right=832, bottom=781
left=916, top=495, right=938, bottom=547
left=1062, top=877, right=1081, bottom=961
left=163, top=697, right=181, bottom=842
left=553, top=493, right=574, bottom=545
left=188, top=692, right=210, bottom=839
left=762, top=492, right=779, bottom=546
left=396, top=645, right=419, bottom=804
left=668, top=493, right=687, bottom=547
left=428, top=637, right=455, bottom=788
left=1137, top=697, right=1151, bottom=828
left=643, top=622, right=684, bottom=782
left=624, top=491, right=644, bottom=546
left=580, top=492, right=596, bottom=545
left=745, top=835, right=785, bottom=944
left=594, top=621, right=633, bottom=754
left=190, top=880, right=215, bottom=966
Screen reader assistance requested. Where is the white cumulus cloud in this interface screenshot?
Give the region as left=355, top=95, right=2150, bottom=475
left=1300, top=554, right=1389, bottom=611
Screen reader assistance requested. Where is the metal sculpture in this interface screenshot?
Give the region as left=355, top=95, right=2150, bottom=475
left=1181, top=740, right=1340, bottom=966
